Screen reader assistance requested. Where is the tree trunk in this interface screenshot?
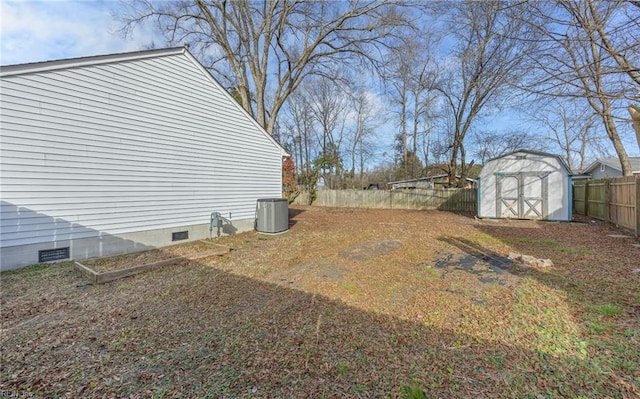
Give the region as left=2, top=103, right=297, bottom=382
left=401, top=92, right=408, bottom=178
left=459, top=145, right=467, bottom=188
left=603, top=110, right=633, bottom=176
left=412, top=99, right=419, bottom=177
left=359, top=141, right=365, bottom=188
left=629, top=105, right=640, bottom=152
left=448, top=143, right=458, bottom=188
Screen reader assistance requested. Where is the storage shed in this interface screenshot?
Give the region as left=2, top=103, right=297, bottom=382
left=0, top=47, right=287, bottom=270
left=477, top=150, right=572, bottom=221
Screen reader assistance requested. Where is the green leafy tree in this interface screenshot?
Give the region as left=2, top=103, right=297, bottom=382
left=395, top=151, right=424, bottom=181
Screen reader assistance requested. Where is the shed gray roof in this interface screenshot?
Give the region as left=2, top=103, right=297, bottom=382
left=583, top=157, right=640, bottom=174
left=484, top=149, right=572, bottom=175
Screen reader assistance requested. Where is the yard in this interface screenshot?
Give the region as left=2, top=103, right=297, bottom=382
left=1, top=205, right=639, bottom=398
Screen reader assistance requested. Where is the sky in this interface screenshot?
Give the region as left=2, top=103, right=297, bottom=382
left=1, top=0, right=638, bottom=165
left=0, top=0, right=155, bottom=66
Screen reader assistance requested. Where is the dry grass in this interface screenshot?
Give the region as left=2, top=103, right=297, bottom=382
left=1, top=205, right=639, bottom=398
left=82, top=240, right=225, bottom=273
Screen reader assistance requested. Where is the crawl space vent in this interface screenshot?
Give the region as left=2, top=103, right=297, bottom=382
left=172, top=231, right=189, bottom=241
left=39, top=247, right=70, bottom=262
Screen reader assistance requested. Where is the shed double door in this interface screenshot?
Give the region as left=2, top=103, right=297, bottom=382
left=496, top=173, right=548, bottom=219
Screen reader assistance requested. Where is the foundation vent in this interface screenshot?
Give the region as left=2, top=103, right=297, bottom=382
left=172, top=231, right=189, bottom=241
left=38, top=247, right=70, bottom=263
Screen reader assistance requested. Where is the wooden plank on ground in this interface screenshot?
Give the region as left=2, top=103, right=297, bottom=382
left=74, top=244, right=229, bottom=284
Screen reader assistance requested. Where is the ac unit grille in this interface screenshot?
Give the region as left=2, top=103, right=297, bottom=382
left=256, top=198, right=289, bottom=233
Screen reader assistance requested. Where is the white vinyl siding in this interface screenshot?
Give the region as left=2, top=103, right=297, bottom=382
left=0, top=52, right=283, bottom=248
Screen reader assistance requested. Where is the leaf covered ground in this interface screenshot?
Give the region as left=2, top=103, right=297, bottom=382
left=81, top=240, right=225, bottom=273
left=1, top=206, right=639, bottom=398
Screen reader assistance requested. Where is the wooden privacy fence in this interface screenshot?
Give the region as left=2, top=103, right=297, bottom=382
left=292, top=188, right=477, bottom=212
left=573, top=176, right=640, bottom=236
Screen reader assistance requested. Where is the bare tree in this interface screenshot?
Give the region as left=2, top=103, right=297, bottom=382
left=409, top=58, right=438, bottom=168
left=284, top=74, right=383, bottom=189
left=308, top=78, right=349, bottom=163
left=119, top=0, right=412, bottom=134
left=591, top=1, right=640, bottom=152
left=432, top=0, right=536, bottom=186
left=524, top=0, right=638, bottom=175
left=529, top=99, right=609, bottom=171
left=471, top=130, right=547, bottom=165
left=283, top=90, right=315, bottom=182
left=424, top=127, right=452, bottom=169
left=281, top=76, right=349, bottom=188
left=587, top=0, right=640, bottom=89
left=349, top=88, right=381, bottom=188
left=384, top=35, right=437, bottom=179
left=384, top=42, right=413, bottom=177
left=630, top=104, right=640, bottom=150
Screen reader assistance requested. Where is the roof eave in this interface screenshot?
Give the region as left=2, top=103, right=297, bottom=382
left=0, top=47, right=187, bottom=77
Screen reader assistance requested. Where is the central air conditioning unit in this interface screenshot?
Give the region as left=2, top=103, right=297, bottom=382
left=255, top=198, right=289, bottom=234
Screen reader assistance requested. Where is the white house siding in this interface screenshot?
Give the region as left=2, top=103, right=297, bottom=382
left=0, top=48, right=284, bottom=269
left=477, top=151, right=571, bottom=221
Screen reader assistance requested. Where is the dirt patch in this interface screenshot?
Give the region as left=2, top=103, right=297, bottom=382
left=339, top=239, right=402, bottom=261
left=270, top=259, right=349, bottom=285
left=433, top=252, right=520, bottom=286
left=432, top=234, right=524, bottom=287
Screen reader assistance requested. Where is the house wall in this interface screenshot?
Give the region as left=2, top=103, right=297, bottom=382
left=390, top=181, right=433, bottom=190
left=589, top=164, right=623, bottom=179
left=478, top=152, right=571, bottom=221
left=0, top=51, right=283, bottom=270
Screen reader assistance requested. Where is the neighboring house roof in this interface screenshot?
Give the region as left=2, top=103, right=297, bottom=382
left=0, top=46, right=289, bottom=157
left=583, top=157, right=640, bottom=175
left=485, top=149, right=573, bottom=175
left=387, top=177, right=434, bottom=186
left=387, top=175, right=476, bottom=186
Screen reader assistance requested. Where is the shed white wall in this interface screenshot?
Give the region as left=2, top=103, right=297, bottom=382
left=478, top=152, right=571, bottom=221
left=0, top=52, right=283, bottom=269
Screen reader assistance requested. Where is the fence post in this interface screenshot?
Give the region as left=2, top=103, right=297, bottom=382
left=604, top=179, right=610, bottom=224
left=636, top=176, right=640, bottom=237
left=584, top=180, right=590, bottom=216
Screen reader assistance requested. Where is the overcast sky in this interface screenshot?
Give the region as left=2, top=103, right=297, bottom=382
left=1, top=0, right=154, bottom=66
